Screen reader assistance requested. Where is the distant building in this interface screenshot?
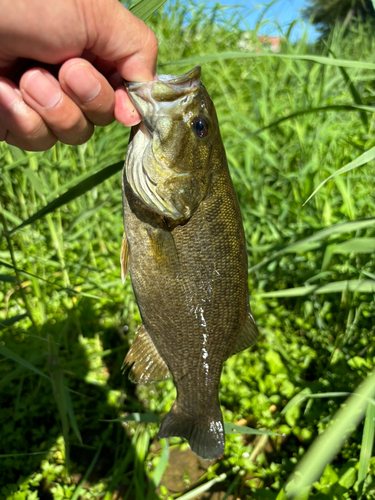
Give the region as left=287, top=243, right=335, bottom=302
left=257, top=36, right=284, bottom=52
left=237, top=33, right=285, bottom=53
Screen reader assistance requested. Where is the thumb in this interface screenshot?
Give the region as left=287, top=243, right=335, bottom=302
left=82, top=0, right=158, bottom=82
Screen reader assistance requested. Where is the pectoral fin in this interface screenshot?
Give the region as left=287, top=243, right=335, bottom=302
left=146, top=226, right=180, bottom=275
left=120, top=231, right=130, bottom=283
left=230, top=311, right=259, bottom=356
left=122, top=324, right=170, bottom=384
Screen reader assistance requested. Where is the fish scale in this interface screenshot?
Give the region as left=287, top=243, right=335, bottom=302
left=121, top=66, right=258, bottom=460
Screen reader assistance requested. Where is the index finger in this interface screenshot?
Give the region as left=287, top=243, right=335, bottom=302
left=81, top=0, right=158, bottom=82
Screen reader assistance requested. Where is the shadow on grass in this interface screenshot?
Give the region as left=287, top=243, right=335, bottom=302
left=0, top=299, right=160, bottom=499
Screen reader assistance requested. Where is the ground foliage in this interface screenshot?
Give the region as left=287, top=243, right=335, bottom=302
left=0, top=1, right=375, bottom=499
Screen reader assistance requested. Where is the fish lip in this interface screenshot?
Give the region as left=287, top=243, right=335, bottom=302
left=124, top=66, right=204, bottom=221
left=125, top=88, right=154, bottom=131
left=123, top=65, right=201, bottom=92
left=124, top=66, right=201, bottom=136
left=123, top=66, right=202, bottom=123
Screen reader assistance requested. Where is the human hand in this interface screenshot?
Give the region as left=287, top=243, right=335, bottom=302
left=0, top=0, right=158, bottom=151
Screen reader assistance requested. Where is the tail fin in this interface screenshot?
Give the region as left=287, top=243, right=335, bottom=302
left=158, top=403, right=225, bottom=460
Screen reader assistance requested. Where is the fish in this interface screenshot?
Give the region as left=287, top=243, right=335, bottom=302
left=121, top=66, right=258, bottom=460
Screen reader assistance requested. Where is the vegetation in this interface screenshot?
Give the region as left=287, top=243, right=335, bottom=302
left=303, top=0, right=375, bottom=36
left=1, top=0, right=375, bottom=498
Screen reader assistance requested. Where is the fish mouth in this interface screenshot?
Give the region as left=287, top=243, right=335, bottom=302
left=124, top=66, right=202, bottom=220
left=124, top=65, right=201, bottom=97
left=124, top=66, right=202, bottom=125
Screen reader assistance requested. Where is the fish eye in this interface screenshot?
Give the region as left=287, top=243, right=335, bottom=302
left=191, top=117, right=208, bottom=138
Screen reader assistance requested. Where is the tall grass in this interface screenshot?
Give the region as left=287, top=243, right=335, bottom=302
left=1, top=1, right=375, bottom=498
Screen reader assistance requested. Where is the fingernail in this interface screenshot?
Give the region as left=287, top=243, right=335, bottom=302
left=0, top=81, right=21, bottom=111
left=128, top=110, right=142, bottom=126
left=23, top=70, right=62, bottom=109
left=65, top=65, right=101, bottom=102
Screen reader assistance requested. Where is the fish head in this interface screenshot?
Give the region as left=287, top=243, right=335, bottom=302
left=124, top=66, right=220, bottom=221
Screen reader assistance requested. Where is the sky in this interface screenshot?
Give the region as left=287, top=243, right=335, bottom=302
left=204, top=0, right=320, bottom=42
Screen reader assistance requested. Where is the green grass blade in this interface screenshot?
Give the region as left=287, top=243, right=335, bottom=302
left=338, top=65, right=368, bottom=127
left=178, top=473, right=227, bottom=500
left=49, top=353, right=71, bottom=467
left=334, top=238, right=375, bottom=254
left=286, top=220, right=375, bottom=248
left=71, top=425, right=112, bottom=500
left=357, top=402, right=375, bottom=499
left=234, top=104, right=375, bottom=143
left=0, top=345, right=50, bottom=380
left=166, top=52, right=375, bottom=71
left=329, top=48, right=368, bottom=127
left=276, top=490, right=288, bottom=500
left=130, top=0, right=167, bottom=21
left=8, top=161, right=123, bottom=235
left=282, top=388, right=313, bottom=415
left=304, top=146, right=375, bottom=205
left=285, top=370, right=375, bottom=498
left=0, top=451, right=48, bottom=459
left=259, top=280, right=375, bottom=298
left=0, top=313, right=28, bottom=328
left=224, top=423, right=279, bottom=436
left=0, top=258, right=109, bottom=300
left=250, top=218, right=375, bottom=272
left=1, top=152, right=39, bottom=172
left=283, top=391, right=375, bottom=416
left=104, top=412, right=160, bottom=423
left=0, top=274, right=17, bottom=283
left=222, top=474, right=241, bottom=500
left=64, top=384, right=82, bottom=444
left=321, top=243, right=336, bottom=271
left=152, top=439, right=169, bottom=488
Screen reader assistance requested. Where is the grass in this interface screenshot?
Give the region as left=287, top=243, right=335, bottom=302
left=1, top=0, right=375, bottom=498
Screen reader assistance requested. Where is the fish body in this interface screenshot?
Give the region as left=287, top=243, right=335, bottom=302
left=121, top=67, right=258, bottom=460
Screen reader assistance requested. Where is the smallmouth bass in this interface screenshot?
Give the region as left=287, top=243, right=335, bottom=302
left=121, top=66, right=258, bottom=460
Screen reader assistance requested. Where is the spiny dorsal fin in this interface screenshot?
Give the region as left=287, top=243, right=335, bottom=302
left=122, top=324, right=170, bottom=384
left=230, top=311, right=259, bottom=356
left=120, top=231, right=129, bottom=283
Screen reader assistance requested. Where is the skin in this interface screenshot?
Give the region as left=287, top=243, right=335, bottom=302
left=0, top=0, right=158, bottom=151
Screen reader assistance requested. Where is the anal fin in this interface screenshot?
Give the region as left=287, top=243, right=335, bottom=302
left=120, top=231, right=129, bottom=283
left=122, top=324, right=170, bottom=384
left=230, top=310, right=259, bottom=356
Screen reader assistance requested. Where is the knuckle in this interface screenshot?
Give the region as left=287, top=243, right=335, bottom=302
left=54, top=110, right=84, bottom=133
left=7, top=133, right=57, bottom=152
left=22, top=116, right=48, bottom=139
left=89, top=112, right=115, bottom=127
left=14, top=117, right=57, bottom=150
left=58, top=122, right=94, bottom=146
left=30, top=136, right=58, bottom=151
